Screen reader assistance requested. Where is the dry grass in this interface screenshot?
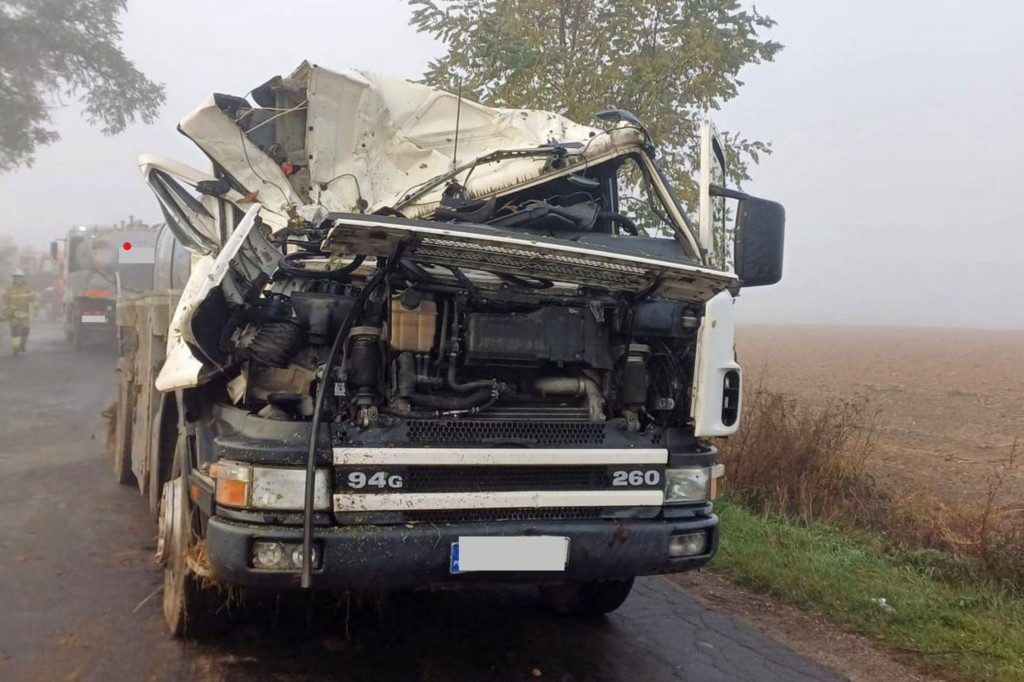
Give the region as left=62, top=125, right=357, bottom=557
left=719, top=375, right=881, bottom=522
left=718, top=374, right=1024, bottom=592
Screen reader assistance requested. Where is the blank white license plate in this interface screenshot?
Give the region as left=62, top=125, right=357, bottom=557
left=81, top=315, right=106, bottom=323
left=450, top=536, right=570, bottom=573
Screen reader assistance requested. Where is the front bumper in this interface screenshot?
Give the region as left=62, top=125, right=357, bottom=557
left=205, top=514, right=718, bottom=590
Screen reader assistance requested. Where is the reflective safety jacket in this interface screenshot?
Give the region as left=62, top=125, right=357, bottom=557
left=2, top=283, right=38, bottom=321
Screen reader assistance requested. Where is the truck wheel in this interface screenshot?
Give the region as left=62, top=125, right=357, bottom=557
left=112, top=361, right=136, bottom=486
left=539, top=578, right=635, bottom=616
left=158, top=439, right=229, bottom=638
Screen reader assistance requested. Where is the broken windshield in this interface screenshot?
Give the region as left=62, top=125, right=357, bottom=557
left=412, top=146, right=699, bottom=257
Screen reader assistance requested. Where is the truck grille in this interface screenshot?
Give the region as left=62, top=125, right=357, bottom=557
left=406, top=420, right=606, bottom=446
left=404, top=465, right=608, bottom=493
left=404, top=507, right=602, bottom=524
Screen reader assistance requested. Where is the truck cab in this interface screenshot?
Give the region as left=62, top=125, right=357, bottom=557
left=120, top=64, right=784, bottom=635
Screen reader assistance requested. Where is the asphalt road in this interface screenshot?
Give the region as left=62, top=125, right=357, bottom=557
left=0, top=322, right=846, bottom=682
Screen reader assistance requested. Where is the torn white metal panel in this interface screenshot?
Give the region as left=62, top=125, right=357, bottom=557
left=692, top=291, right=741, bottom=437
left=322, top=215, right=735, bottom=304
left=178, top=97, right=303, bottom=220
left=155, top=255, right=213, bottom=391
left=174, top=64, right=689, bottom=243
left=302, top=65, right=605, bottom=216
left=155, top=205, right=265, bottom=391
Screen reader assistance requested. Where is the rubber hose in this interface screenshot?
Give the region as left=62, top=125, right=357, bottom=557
left=407, top=387, right=494, bottom=410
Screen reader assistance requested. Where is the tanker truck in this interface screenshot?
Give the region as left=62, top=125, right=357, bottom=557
left=113, top=63, right=784, bottom=636
left=52, top=220, right=158, bottom=348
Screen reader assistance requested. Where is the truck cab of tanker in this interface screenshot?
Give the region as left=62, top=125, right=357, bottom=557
left=123, top=64, right=784, bottom=636
left=52, top=222, right=159, bottom=348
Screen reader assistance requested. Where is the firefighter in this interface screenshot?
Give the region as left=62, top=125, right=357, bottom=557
left=2, top=269, right=38, bottom=355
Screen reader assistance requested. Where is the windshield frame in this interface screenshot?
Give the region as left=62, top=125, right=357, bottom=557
left=395, top=141, right=703, bottom=262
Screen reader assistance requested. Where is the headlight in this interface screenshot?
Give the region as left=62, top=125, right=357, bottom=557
left=664, top=467, right=712, bottom=504
left=211, top=460, right=331, bottom=511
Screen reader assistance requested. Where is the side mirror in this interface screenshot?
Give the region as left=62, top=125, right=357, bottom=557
left=734, top=197, right=785, bottom=287
left=50, top=241, right=59, bottom=260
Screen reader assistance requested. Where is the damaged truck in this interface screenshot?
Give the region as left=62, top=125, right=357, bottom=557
left=116, top=63, right=784, bottom=635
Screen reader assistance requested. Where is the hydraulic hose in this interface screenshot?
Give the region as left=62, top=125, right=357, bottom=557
left=397, top=352, right=497, bottom=410
left=281, top=253, right=365, bottom=281
left=599, top=210, right=639, bottom=236
left=446, top=355, right=499, bottom=393
left=301, top=265, right=386, bottom=589
left=407, top=386, right=495, bottom=411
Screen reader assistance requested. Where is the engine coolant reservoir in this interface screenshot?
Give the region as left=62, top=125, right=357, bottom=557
left=390, top=291, right=437, bottom=352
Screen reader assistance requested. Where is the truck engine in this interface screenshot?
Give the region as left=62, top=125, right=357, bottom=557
left=226, top=234, right=701, bottom=439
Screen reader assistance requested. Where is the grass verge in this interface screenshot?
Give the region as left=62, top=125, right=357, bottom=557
left=712, top=500, right=1024, bottom=682
left=719, top=375, right=1024, bottom=592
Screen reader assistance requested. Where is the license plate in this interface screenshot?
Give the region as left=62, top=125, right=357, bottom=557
left=81, top=315, right=106, bottom=323
left=450, top=536, right=569, bottom=573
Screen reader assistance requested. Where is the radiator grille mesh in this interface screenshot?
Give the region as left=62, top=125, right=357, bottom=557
left=413, top=237, right=649, bottom=290
left=406, top=420, right=607, bottom=446
left=404, top=507, right=602, bottom=524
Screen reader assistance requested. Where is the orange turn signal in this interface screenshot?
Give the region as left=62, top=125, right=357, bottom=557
left=211, top=460, right=252, bottom=508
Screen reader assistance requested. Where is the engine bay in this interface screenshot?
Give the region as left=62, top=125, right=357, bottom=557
left=196, top=176, right=710, bottom=437
left=219, top=241, right=703, bottom=436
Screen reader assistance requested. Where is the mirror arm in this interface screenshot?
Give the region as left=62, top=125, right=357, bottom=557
left=709, top=185, right=750, bottom=201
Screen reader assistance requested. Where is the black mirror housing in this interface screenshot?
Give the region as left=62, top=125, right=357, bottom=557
left=735, top=197, right=785, bottom=287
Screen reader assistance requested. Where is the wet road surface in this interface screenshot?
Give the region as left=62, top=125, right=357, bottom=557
left=0, top=323, right=845, bottom=682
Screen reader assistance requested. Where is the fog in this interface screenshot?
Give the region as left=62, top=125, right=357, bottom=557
left=1, top=0, right=1021, bottom=329
left=719, top=0, right=1024, bottom=329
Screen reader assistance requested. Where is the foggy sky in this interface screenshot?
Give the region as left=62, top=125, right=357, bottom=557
left=1, top=0, right=1021, bottom=329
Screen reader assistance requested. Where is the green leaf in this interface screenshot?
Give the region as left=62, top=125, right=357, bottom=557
left=405, top=0, right=782, bottom=214
left=0, top=0, right=166, bottom=171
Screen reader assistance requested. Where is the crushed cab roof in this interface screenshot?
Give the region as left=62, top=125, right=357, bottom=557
left=178, top=62, right=650, bottom=223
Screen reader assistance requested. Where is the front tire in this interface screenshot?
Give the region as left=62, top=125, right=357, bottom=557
left=539, top=578, right=635, bottom=616
left=159, top=438, right=229, bottom=638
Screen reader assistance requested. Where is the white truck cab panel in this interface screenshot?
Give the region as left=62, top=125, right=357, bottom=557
left=692, top=291, right=741, bottom=437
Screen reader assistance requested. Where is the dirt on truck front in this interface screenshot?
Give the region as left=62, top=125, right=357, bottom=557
left=128, top=62, right=784, bottom=636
